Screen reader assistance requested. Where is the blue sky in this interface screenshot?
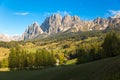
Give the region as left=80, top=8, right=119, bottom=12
left=0, top=0, right=120, bottom=35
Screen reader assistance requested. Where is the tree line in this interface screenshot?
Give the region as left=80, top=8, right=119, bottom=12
left=8, top=48, right=56, bottom=70
left=77, top=32, right=120, bottom=64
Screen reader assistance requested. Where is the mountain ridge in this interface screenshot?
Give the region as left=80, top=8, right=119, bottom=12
left=1, top=13, right=120, bottom=41
left=0, top=34, right=21, bottom=42
left=22, top=13, right=120, bottom=40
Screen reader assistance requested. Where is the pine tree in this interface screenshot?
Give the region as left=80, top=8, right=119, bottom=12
left=9, top=48, right=17, bottom=69
left=102, top=32, right=120, bottom=57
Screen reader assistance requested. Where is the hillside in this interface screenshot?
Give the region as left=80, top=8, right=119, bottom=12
left=0, top=47, right=9, bottom=61
left=0, top=56, right=120, bottom=80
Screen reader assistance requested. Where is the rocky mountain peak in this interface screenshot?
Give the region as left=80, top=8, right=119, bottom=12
left=51, top=14, right=62, bottom=19
left=93, top=17, right=109, bottom=29
left=41, top=14, right=62, bottom=34
left=21, top=13, right=120, bottom=40
left=33, top=22, right=39, bottom=26
left=22, top=22, right=43, bottom=40
left=72, top=16, right=80, bottom=21
left=62, top=15, right=72, bottom=23
left=63, top=14, right=71, bottom=18
left=107, top=15, right=120, bottom=29
left=93, top=17, right=103, bottom=24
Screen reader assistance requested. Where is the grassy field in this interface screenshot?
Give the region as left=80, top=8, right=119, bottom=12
left=0, top=47, right=9, bottom=61
left=65, top=58, right=77, bottom=65
left=0, top=56, right=120, bottom=80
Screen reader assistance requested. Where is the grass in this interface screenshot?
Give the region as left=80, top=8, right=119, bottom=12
left=65, top=58, right=77, bottom=65
left=0, top=68, right=9, bottom=71
left=0, top=47, right=9, bottom=61
left=0, top=56, right=120, bottom=80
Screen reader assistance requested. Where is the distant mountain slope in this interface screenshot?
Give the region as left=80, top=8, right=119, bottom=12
left=0, top=56, right=120, bottom=80
left=0, top=34, right=21, bottom=42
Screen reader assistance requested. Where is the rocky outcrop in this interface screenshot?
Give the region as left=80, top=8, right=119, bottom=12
left=41, top=14, right=87, bottom=34
left=22, top=22, right=43, bottom=40
left=61, top=15, right=85, bottom=32
left=92, top=17, right=109, bottom=30
left=41, top=14, right=62, bottom=34
left=107, top=17, right=120, bottom=29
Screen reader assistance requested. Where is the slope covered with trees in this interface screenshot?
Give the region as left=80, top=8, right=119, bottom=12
left=8, top=48, right=56, bottom=70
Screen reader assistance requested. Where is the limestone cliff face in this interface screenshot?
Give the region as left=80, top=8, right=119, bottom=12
left=22, top=22, right=43, bottom=40
left=41, top=14, right=62, bottom=34
left=41, top=14, right=87, bottom=34
left=61, top=15, right=84, bottom=32
left=92, top=17, right=109, bottom=30
left=107, top=17, right=120, bottom=28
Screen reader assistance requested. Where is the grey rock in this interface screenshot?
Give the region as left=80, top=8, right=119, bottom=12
left=22, top=22, right=43, bottom=40
left=41, top=14, right=62, bottom=34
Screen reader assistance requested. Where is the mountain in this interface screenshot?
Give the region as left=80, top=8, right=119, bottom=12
left=40, top=14, right=111, bottom=34
left=0, top=34, right=21, bottom=42
left=0, top=34, right=11, bottom=42
left=107, top=17, right=120, bottom=29
left=92, top=17, right=109, bottom=30
left=41, top=14, right=86, bottom=34
left=21, top=13, right=120, bottom=40
left=61, top=15, right=85, bottom=32
left=22, top=22, right=43, bottom=40
left=11, top=35, right=22, bottom=41
left=1, top=13, right=120, bottom=41
left=41, top=14, right=62, bottom=34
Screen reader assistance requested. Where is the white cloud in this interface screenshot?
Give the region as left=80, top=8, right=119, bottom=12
left=104, top=10, right=120, bottom=18
left=108, top=10, right=120, bottom=18
left=57, top=11, right=70, bottom=16
left=109, top=10, right=120, bottom=15
left=43, top=11, right=71, bottom=17
left=14, top=12, right=29, bottom=16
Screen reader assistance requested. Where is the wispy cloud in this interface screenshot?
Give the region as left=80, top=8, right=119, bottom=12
left=105, top=10, right=120, bottom=18
left=109, top=10, right=120, bottom=15
left=14, top=12, right=29, bottom=16
left=43, top=11, right=72, bottom=17
left=57, top=11, right=71, bottom=16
